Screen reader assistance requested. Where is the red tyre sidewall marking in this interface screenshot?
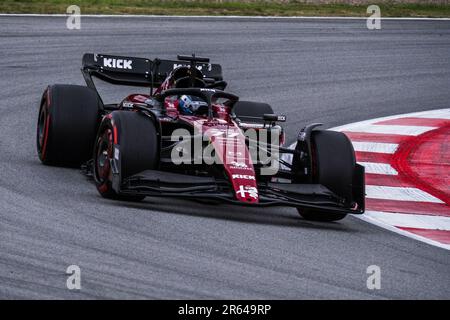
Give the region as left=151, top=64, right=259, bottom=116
left=98, top=182, right=108, bottom=194
left=113, top=125, right=118, bottom=145
left=40, top=89, right=51, bottom=160
left=41, top=114, right=51, bottom=160
left=46, top=86, right=51, bottom=107
left=97, top=123, right=115, bottom=194
left=97, top=133, right=110, bottom=195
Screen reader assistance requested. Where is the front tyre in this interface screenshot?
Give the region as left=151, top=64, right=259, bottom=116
left=93, top=111, right=159, bottom=201
left=296, top=130, right=355, bottom=222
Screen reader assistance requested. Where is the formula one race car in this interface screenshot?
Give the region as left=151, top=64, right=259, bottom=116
left=36, top=53, right=364, bottom=222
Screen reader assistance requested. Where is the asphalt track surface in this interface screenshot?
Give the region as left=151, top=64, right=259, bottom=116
left=0, top=16, right=450, bottom=299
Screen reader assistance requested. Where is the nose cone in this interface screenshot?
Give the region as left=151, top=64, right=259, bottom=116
left=234, top=184, right=259, bottom=204
left=227, top=167, right=259, bottom=204
left=200, top=120, right=259, bottom=204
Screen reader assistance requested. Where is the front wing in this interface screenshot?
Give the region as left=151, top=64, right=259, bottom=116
left=117, top=170, right=364, bottom=215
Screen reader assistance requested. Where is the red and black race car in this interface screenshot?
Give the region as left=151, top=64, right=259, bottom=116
left=36, top=53, right=364, bottom=222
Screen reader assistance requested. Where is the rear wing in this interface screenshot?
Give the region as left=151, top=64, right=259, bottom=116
left=81, top=53, right=223, bottom=89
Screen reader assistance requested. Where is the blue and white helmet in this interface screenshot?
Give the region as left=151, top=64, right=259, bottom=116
left=178, top=95, right=208, bottom=115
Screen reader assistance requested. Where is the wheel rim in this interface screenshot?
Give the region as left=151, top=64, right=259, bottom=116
left=95, top=128, right=113, bottom=183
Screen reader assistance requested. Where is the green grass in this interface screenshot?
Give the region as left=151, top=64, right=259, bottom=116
left=1, top=0, right=450, bottom=17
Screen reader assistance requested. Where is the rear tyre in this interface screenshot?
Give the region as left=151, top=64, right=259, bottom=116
left=296, top=130, right=356, bottom=222
left=37, top=84, right=101, bottom=166
left=93, top=111, right=159, bottom=201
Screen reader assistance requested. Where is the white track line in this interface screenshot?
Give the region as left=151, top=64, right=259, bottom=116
left=352, top=141, right=398, bottom=154
left=0, top=14, right=450, bottom=21
left=366, top=186, right=444, bottom=203
left=358, top=162, right=398, bottom=175
left=343, top=124, right=436, bottom=136
left=364, top=211, right=450, bottom=231
left=412, top=109, right=450, bottom=119
left=332, top=108, right=450, bottom=132
left=358, top=213, right=450, bottom=250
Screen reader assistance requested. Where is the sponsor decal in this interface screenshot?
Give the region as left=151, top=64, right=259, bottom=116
left=173, top=63, right=191, bottom=70
left=122, top=102, right=133, bottom=109
left=173, top=63, right=212, bottom=72
left=277, top=115, right=286, bottom=122
left=230, top=161, right=248, bottom=169
left=232, top=174, right=255, bottom=180
left=103, top=58, right=133, bottom=70
left=207, top=128, right=240, bottom=139
left=236, top=185, right=258, bottom=199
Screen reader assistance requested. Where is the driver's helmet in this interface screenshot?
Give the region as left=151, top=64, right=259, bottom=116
left=178, top=95, right=208, bottom=115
